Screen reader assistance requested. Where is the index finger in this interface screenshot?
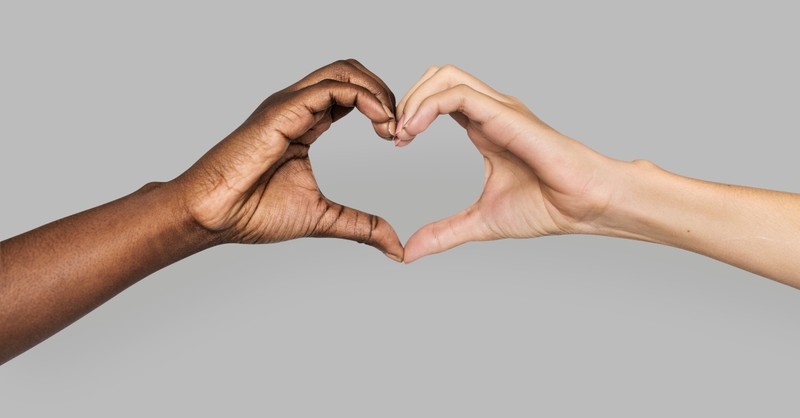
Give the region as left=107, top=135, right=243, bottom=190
left=287, top=59, right=396, bottom=136
left=343, top=59, right=396, bottom=109
left=275, top=79, right=395, bottom=141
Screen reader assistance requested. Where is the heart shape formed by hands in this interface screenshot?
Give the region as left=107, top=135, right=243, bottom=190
left=5, top=61, right=795, bottom=370
left=178, top=60, right=612, bottom=265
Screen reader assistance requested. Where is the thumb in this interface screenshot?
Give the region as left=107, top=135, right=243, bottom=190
left=310, top=198, right=404, bottom=263
left=403, top=206, right=489, bottom=263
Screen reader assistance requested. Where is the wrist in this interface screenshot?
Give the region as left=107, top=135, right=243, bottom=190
left=590, top=158, right=719, bottom=249
left=142, top=180, right=225, bottom=252
left=587, top=159, right=678, bottom=243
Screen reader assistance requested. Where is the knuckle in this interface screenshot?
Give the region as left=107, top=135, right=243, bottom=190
left=440, top=64, right=462, bottom=76
left=332, top=58, right=350, bottom=68
left=325, top=60, right=356, bottom=82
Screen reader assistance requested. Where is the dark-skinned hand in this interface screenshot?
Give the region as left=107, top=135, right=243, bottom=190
left=0, top=59, right=402, bottom=364
left=176, top=59, right=403, bottom=260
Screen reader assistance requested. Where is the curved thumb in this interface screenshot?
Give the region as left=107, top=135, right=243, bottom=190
left=403, top=206, right=487, bottom=263
left=310, top=198, right=404, bottom=263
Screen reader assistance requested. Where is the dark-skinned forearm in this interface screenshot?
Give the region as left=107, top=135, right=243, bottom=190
left=0, top=181, right=218, bottom=364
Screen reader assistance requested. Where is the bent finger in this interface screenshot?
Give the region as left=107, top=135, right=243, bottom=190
left=397, top=65, right=509, bottom=137
left=343, top=58, right=396, bottom=108
left=395, top=84, right=507, bottom=144
left=287, top=59, right=396, bottom=136
left=395, top=65, right=440, bottom=123
left=283, top=80, right=395, bottom=140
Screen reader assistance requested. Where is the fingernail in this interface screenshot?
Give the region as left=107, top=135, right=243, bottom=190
left=385, top=252, right=403, bottom=263
left=404, top=112, right=417, bottom=128
left=382, top=103, right=395, bottom=120
left=396, top=113, right=407, bottom=131
left=396, top=139, right=412, bottom=148
left=394, top=138, right=401, bottom=147
left=387, top=120, right=395, bottom=137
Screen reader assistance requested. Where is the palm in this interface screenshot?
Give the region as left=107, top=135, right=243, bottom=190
left=230, top=143, right=364, bottom=245
left=464, top=124, right=565, bottom=240
left=403, top=108, right=607, bottom=262
left=398, top=64, right=613, bottom=262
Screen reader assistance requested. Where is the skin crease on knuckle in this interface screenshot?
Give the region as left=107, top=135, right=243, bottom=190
left=438, top=64, right=463, bottom=81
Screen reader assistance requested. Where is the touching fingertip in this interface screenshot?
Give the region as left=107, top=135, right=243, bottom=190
left=384, top=252, right=403, bottom=263
left=374, top=124, right=392, bottom=140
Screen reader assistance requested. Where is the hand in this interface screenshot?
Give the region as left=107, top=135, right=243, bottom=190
left=175, top=59, right=404, bottom=261
left=394, top=65, right=622, bottom=262
left=0, top=59, right=406, bottom=365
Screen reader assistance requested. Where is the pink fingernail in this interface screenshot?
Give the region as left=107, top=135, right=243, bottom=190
left=396, top=113, right=407, bottom=130
left=394, top=138, right=401, bottom=147
left=397, top=139, right=412, bottom=148
left=404, top=112, right=418, bottom=128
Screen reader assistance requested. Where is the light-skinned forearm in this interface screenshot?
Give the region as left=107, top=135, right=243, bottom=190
left=593, top=160, right=800, bottom=286
left=0, top=181, right=217, bottom=364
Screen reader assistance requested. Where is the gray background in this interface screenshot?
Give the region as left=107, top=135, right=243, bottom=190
left=1, top=0, right=799, bottom=416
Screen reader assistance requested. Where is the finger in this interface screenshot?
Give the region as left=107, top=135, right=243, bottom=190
left=396, top=65, right=509, bottom=140
left=281, top=80, right=395, bottom=140
left=290, top=59, right=395, bottom=108
left=310, top=198, right=404, bottom=262
left=394, top=112, right=469, bottom=148
left=394, top=112, right=468, bottom=148
left=403, top=206, right=490, bottom=263
left=394, top=111, right=468, bottom=148
left=395, top=84, right=508, bottom=144
left=288, top=59, right=396, bottom=137
left=398, top=84, right=583, bottom=186
left=395, top=65, right=439, bottom=123
left=336, top=59, right=398, bottom=137
left=343, top=59, right=396, bottom=109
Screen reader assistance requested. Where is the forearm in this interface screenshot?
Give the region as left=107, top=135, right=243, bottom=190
left=0, top=181, right=217, bottom=364
left=596, top=160, right=800, bottom=286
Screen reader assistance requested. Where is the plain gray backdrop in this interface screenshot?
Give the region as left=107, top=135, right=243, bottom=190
left=2, top=1, right=799, bottom=416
